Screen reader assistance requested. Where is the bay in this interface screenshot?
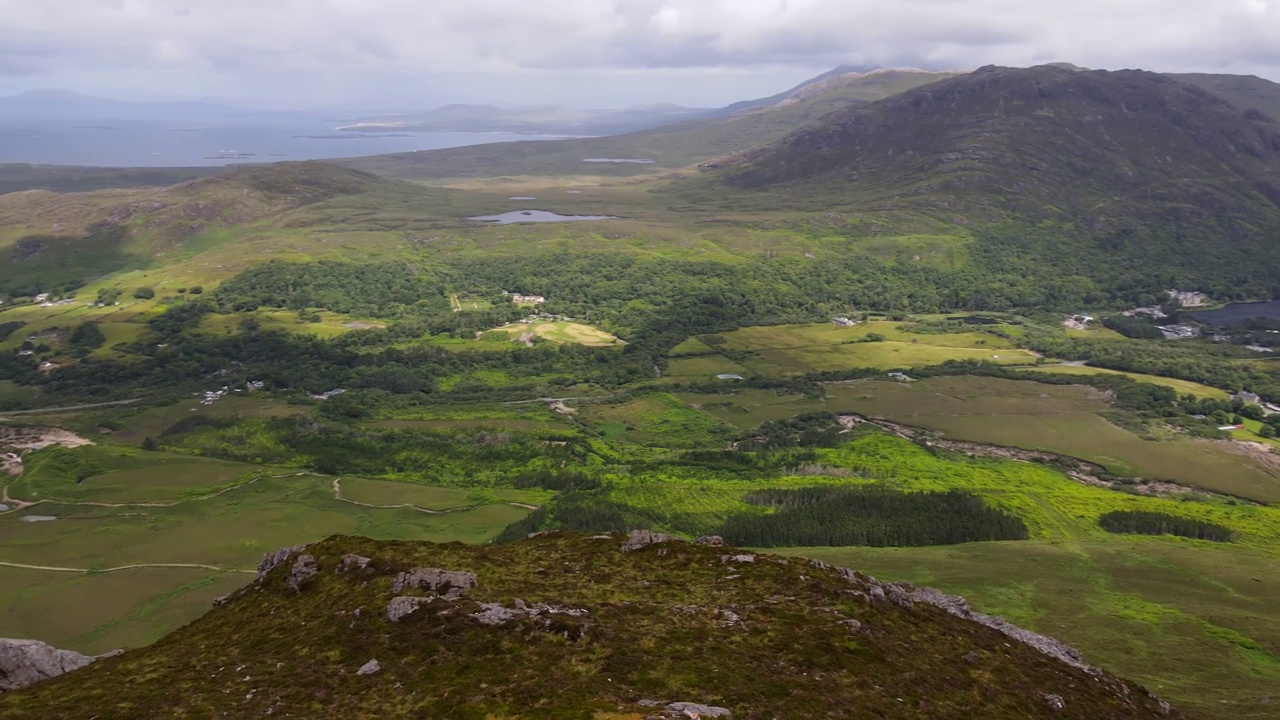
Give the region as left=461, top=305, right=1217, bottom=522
left=0, top=119, right=563, bottom=168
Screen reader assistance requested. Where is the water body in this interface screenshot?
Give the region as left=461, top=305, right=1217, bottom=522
left=0, top=120, right=563, bottom=167
left=1191, top=300, right=1280, bottom=326
left=582, top=158, right=655, bottom=164
left=467, top=210, right=618, bottom=224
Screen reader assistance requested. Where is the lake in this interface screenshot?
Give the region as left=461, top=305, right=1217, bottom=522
left=467, top=210, right=618, bottom=224
left=0, top=120, right=563, bottom=167
left=1191, top=300, right=1280, bottom=326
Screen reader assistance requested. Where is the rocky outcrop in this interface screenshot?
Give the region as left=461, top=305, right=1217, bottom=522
left=391, top=568, right=477, bottom=597
left=666, top=701, right=733, bottom=718
left=0, top=639, right=94, bottom=692
left=621, top=529, right=672, bottom=551
left=255, top=544, right=308, bottom=583
left=287, top=554, right=319, bottom=592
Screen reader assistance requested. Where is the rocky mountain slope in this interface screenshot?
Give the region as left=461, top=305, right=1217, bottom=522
left=719, top=65, right=1280, bottom=225
left=0, top=532, right=1180, bottom=719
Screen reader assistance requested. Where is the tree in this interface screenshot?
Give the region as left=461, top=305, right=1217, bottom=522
left=1259, top=425, right=1276, bottom=439
left=188, top=286, right=204, bottom=295
left=133, top=287, right=156, bottom=300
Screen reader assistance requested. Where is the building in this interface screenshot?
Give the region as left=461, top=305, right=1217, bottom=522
left=831, top=317, right=857, bottom=327
left=1232, top=391, right=1262, bottom=406
left=511, top=294, right=546, bottom=306
left=715, top=373, right=745, bottom=381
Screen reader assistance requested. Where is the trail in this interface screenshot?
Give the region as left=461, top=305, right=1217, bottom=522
left=0, top=560, right=254, bottom=574
left=0, top=471, right=320, bottom=512
left=331, top=478, right=540, bottom=515
left=0, top=399, right=141, bottom=417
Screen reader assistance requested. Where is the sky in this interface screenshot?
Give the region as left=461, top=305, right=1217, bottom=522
left=1, top=0, right=1278, bottom=111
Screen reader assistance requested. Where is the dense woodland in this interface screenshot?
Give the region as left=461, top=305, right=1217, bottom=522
left=1098, top=510, right=1233, bottom=542
left=720, top=486, right=1029, bottom=547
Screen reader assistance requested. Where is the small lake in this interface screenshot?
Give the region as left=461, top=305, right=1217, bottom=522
left=1191, top=300, right=1280, bottom=326
left=466, top=210, right=618, bottom=224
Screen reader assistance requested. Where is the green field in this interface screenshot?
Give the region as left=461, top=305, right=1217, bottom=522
left=699, top=321, right=1038, bottom=374
left=0, top=471, right=535, bottom=654
left=1022, top=364, right=1230, bottom=399
left=493, top=320, right=622, bottom=346
left=680, top=376, right=1280, bottom=503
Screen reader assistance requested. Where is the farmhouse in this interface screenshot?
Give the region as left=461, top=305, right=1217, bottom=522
left=831, top=317, right=857, bottom=327
left=1232, top=391, right=1262, bottom=406
left=511, top=294, right=546, bottom=306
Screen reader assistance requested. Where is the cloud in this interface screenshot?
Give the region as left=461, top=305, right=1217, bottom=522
left=0, top=0, right=1277, bottom=101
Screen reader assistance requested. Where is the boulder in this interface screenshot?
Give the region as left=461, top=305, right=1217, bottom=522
left=338, top=554, right=372, bottom=572
left=386, top=597, right=432, bottom=622
left=620, top=529, right=671, bottom=551
left=255, top=544, right=308, bottom=583
left=0, top=639, right=94, bottom=692
left=667, top=701, right=732, bottom=717
left=391, top=568, right=477, bottom=597
left=356, top=659, right=381, bottom=676
left=287, top=554, right=319, bottom=592
left=695, top=535, right=724, bottom=546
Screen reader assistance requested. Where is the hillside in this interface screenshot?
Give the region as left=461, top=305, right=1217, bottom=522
left=0, top=532, right=1180, bottom=719
left=720, top=65, right=1280, bottom=216
left=1169, top=73, right=1280, bottom=123
left=0, top=161, right=390, bottom=295
left=341, top=70, right=961, bottom=181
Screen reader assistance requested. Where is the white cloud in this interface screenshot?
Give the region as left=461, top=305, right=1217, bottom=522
left=0, top=0, right=1277, bottom=104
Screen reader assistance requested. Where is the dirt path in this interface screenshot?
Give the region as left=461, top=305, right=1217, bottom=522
left=0, top=560, right=254, bottom=574
left=0, top=399, right=141, bottom=417
left=331, top=478, right=540, bottom=515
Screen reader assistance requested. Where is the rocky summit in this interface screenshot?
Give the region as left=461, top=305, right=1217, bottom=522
left=0, top=532, right=1179, bottom=719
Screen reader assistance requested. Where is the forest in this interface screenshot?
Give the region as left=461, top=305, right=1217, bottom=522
left=1098, top=510, right=1234, bottom=542
left=719, top=486, right=1029, bottom=547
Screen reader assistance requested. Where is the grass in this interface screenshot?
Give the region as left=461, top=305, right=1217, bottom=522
left=1022, top=365, right=1229, bottom=399
left=782, top=540, right=1280, bottom=720
left=702, top=321, right=1037, bottom=374
left=200, top=310, right=382, bottom=339
left=678, top=376, right=1280, bottom=503
left=583, top=393, right=734, bottom=449
left=493, top=320, right=622, bottom=347
left=0, top=533, right=1180, bottom=719
left=0, top=470, right=534, bottom=655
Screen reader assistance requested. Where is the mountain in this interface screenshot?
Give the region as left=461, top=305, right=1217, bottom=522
left=719, top=65, right=1280, bottom=222
left=1168, top=73, right=1280, bottom=122
left=0, top=532, right=1181, bottom=719
left=342, top=68, right=963, bottom=181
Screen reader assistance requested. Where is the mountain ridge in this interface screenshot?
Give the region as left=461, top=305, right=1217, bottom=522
left=0, top=532, right=1182, bottom=719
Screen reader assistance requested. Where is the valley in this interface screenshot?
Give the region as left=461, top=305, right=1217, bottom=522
left=3, top=64, right=1280, bottom=717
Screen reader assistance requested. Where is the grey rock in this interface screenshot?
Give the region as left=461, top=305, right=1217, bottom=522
left=717, top=609, right=741, bottom=624
left=339, top=554, right=372, bottom=572
left=386, top=597, right=432, bottom=622
left=472, top=603, right=525, bottom=626
left=287, top=554, right=319, bottom=592
left=212, top=595, right=228, bottom=607
left=621, top=529, right=672, bottom=551
left=695, top=535, right=725, bottom=546
left=720, top=554, right=755, bottom=564
left=0, top=639, right=94, bottom=692
left=885, top=585, right=914, bottom=609
left=638, top=698, right=664, bottom=707
left=0, top=504, right=9, bottom=512
left=1044, top=694, right=1065, bottom=711
left=255, top=544, right=307, bottom=583
left=906, top=585, right=1090, bottom=671
left=356, top=659, right=381, bottom=676
left=841, top=618, right=862, bottom=632
left=391, top=568, right=477, bottom=595
left=667, top=701, right=732, bottom=717
left=867, top=586, right=886, bottom=603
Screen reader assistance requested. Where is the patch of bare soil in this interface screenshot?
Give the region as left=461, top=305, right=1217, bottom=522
left=0, top=426, right=94, bottom=452
left=1214, top=440, right=1280, bottom=472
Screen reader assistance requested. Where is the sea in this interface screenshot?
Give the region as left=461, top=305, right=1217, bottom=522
left=0, top=119, right=564, bottom=168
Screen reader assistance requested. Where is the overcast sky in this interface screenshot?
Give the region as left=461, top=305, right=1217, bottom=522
left=2, top=0, right=1278, bottom=111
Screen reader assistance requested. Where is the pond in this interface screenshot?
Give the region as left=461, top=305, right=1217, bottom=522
left=1191, top=300, right=1280, bottom=326
left=466, top=210, right=618, bottom=224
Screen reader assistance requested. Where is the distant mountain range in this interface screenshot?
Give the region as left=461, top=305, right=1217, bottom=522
left=0, top=90, right=282, bottom=123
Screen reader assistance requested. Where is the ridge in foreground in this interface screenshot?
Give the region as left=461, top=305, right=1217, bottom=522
left=0, top=532, right=1180, bottom=719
